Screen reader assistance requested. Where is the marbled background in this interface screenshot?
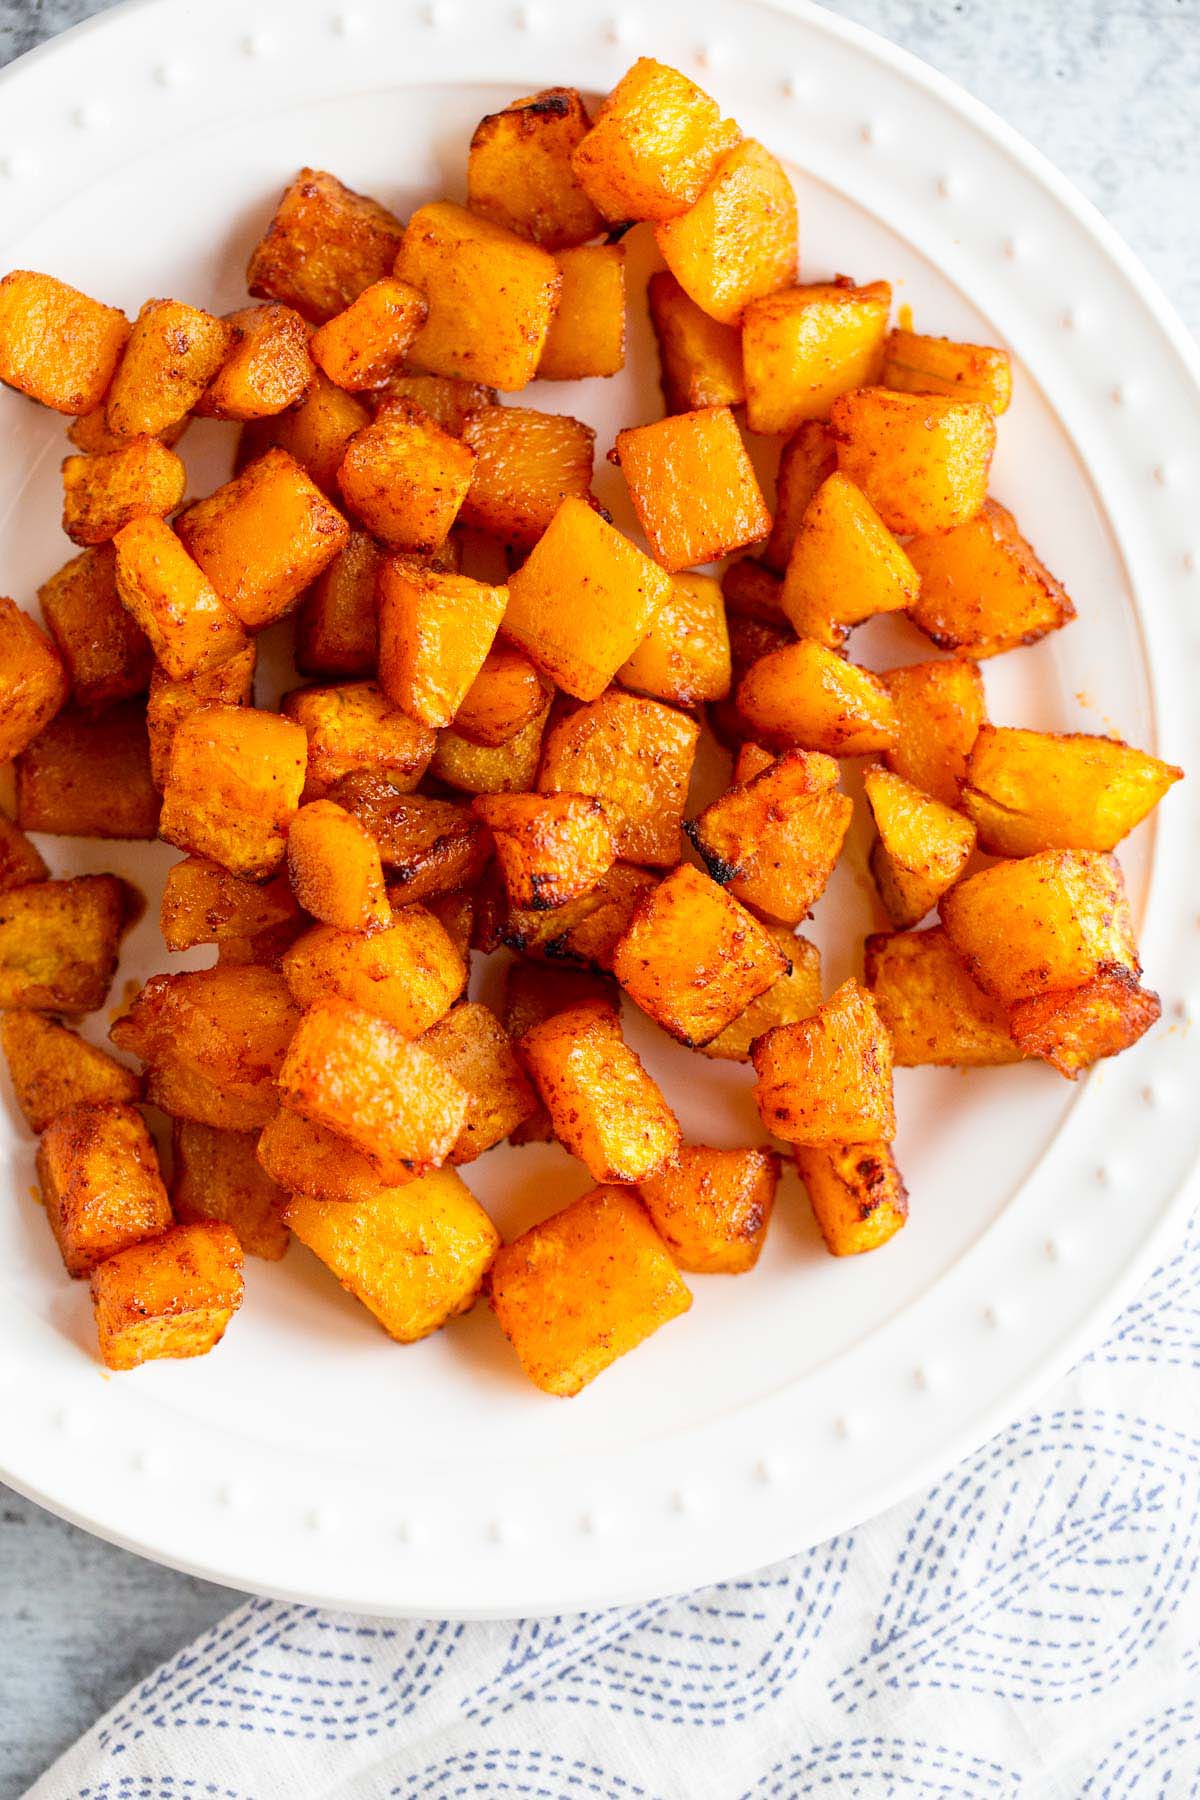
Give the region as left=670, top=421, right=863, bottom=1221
left=1, top=1, right=1197, bottom=1792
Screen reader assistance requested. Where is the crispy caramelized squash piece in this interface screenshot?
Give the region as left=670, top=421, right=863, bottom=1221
left=2, top=1011, right=141, bottom=1133
left=961, top=725, right=1182, bottom=854
left=105, top=299, right=235, bottom=438
left=158, top=705, right=306, bottom=878
left=474, top=792, right=615, bottom=911
left=863, top=766, right=977, bottom=929
left=431, top=698, right=552, bottom=796
left=829, top=388, right=995, bottom=536
left=906, top=500, right=1075, bottom=659
left=331, top=776, right=490, bottom=900
left=160, top=856, right=301, bottom=954
left=286, top=799, right=390, bottom=933
left=686, top=748, right=851, bottom=924
left=90, top=1221, right=244, bottom=1370
left=882, top=329, right=1012, bottom=413
left=864, top=926, right=1022, bottom=1067
left=421, top=1001, right=538, bottom=1161
left=257, top=1107, right=402, bottom=1205
left=0, top=597, right=68, bottom=762
left=0, top=815, right=48, bottom=893
left=520, top=999, right=681, bottom=1182
left=237, top=371, right=371, bottom=497
left=0, top=875, right=136, bottom=1013
left=284, top=680, right=433, bottom=799
left=374, top=369, right=497, bottom=434
left=736, top=640, right=897, bottom=756
left=461, top=405, right=595, bottom=548
left=113, top=517, right=247, bottom=682
left=195, top=303, right=312, bottom=422
left=0, top=270, right=128, bottom=413
left=781, top=472, right=917, bottom=648
left=282, top=907, right=465, bottom=1036
left=39, top=545, right=153, bottom=713
left=17, top=702, right=160, bottom=840
left=753, top=978, right=896, bottom=1146
left=295, top=531, right=381, bottom=677
left=309, top=277, right=428, bottom=392
left=452, top=648, right=550, bottom=746
left=172, top=1119, right=289, bottom=1261
left=795, top=1141, right=908, bottom=1256
left=700, top=925, right=822, bottom=1063
left=1008, top=969, right=1161, bottom=1078
left=37, top=1100, right=171, bottom=1277
left=247, top=167, right=406, bottom=323
left=537, top=691, right=700, bottom=867
left=61, top=438, right=186, bottom=548
left=880, top=658, right=986, bottom=806
left=743, top=280, right=891, bottom=434
left=639, top=1145, right=779, bottom=1273
left=376, top=559, right=506, bottom=726
left=468, top=88, right=602, bottom=247
left=146, top=646, right=256, bottom=790
left=615, top=406, right=771, bottom=572
left=655, top=140, right=797, bottom=326
left=571, top=57, right=739, bottom=223
left=501, top=961, right=620, bottom=1144
left=617, top=572, right=731, bottom=708
left=337, top=398, right=474, bottom=552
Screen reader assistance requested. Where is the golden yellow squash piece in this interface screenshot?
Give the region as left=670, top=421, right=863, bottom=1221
left=639, top=1145, right=779, bottom=1273
left=284, top=681, right=435, bottom=799
left=431, top=698, right=552, bottom=796
left=763, top=421, right=837, bottom=572
left=172, top=1119, right=289, bottom=1262
left=781, top=471, right=917, bottom=649
left=699, top=925, right=822, bottom=1063
left=113, top=517, right=247, bottom=683
left=309, top=277, right=428, bottom=392
left=2, top=1010, right=142, bottom=1134
left=863, top=766, right=977, bottom=930
left=617, top=572, right=731, bottom=709
left=286, top=799, right=390, bottom=934
left=686, top=748, right=852, bottom=925
left=61, top=437, right=186, bottom=548
left=106, top=299, right=235, bottom=437
left=882, top=328, right=1012, bottom=413
left=460, top=405, right=595, bottom=549
left=753, top=978, right=896, bottom=1146
left=159, top=704, right=307, bottom=879
left=247, top=167, right=405, bottom=324
left=795, top=1141, right=908, bottom=1257
left=742, top=279, right=891, bottom=435
left=864, top=926, right=1022, bottom=1068
left=655, top=140, right=797, bottom=326
left=90, top=1221, right=244, bottom=1371
left=537, top=689, right=700, bottom=866
left=962, top=725, right=1182, bottom=855
left=38, top=545, right=152, bottom=715
left=880, top=658, right=986, bottom=807
left=615, top=406, right=771, bottom=573
left=647, top=269, right=745, bottom=413
left=282, top=907, right=465, bottom=1037
left=538, top=245, right=626, bottom=381
left=295, top=531, right=381, bottom=678
left=468, top=87, right=602, bottom=248
left=0, top=269, right=129, bottom=414
left=237, top=371, right=372, bottom=498
left=906, top=499, right=1076, bottom=659
left=0, top=874, right=136, bottom=1013
left=571, top=56, right=739, bottom=223
left=37, top=1100, right=171, bottom=1278
left=337, top=398, right=474, bottom=553
left=736, top=639, right=897, bottom=756
left=195, top=302, right=313, bottom=422
left=377, top=560, right=506, bottom=727
left=256, top=1107, right=402, bottom=1205
left=452, top=648, right=550, bottom=747
left=421, top=1001, right=538, bottom=1162
left=829, top=387, right=995, bottom=536
left=0, top=597, right=68, bottom=763
left=17, top=702, right=160, bottom=841
left=520, top=999, right=681, bottom=1183
left=160, top=856, right=301, bottom=955
left=146, top=646, right=256, bottom=791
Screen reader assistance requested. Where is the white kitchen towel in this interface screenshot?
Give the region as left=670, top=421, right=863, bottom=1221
left=28, top=1191, right=1200, bottom=1800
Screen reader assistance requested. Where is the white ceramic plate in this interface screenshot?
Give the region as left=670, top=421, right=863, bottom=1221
left=2, top=0, right=1198, bottom=1619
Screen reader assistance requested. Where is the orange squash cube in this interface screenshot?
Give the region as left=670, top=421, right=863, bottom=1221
left=36, top=1100, right=170, bottom=1278
left=656, top=140, right=797, bottom=326
left=906, top=500, right=1076, bottom=659
left=282, top=907, right=464, bottom=1035
left=331, top=778, right=489, bottom=900
left=700, top=924, right=822, bottom=1063
left=286, top=799, right=390, bottom=932
left=177, top=449, right=350, bottom=630
left=491, top=1185, right=691, bottom=1397
left=617, top=571, right=731, bottom=708
left=474, top=792, right=615, bottom=910
left=538, top=245, right=626, bottom=380
left=795, top=1141, right=908, bottom=1256
left=753, top=979, right=896, bottom=1146
left=247, top=167, right=406, bottom=323
left=309, top=277, right=428, bottom=391
left=743, top=280, right=891, bottom=434
left=864, top=926, right=1022, bottom=1068
left=295, top=531, right=381, bottom=677
left=571, top=57, right=740, bottom=223
left=537, top=690, right=700, bottom=866
left=737, top=640, right=897, bottom=755
left=468, top=87, right=602, bottom=247
left=460, top=406, right=595, bottom=548
left=395, top=201, right=561, bottom=391
left=502, top=862, right=658, bottom=967
left=90, top=1221, right=244, bottom=1371
left=61, top=437, right=186, bottom=548
left=237, top=370, right=372, bottom=497
left=961, top=725, right=1182, bottom=856
left=113, top=517, right=247, bottom=681
left=452, top=648, right=550, bottom=746
left=158, top=704, right=307, bottom=878
left=38, top=546, right=152, bottom=713
left=421, top=1001, right=538, bottom=1161
left=284, top=680, right=434, bottom=798
left=864, top=766, right=977, bottom=929
left=880, top=658, right=986, bottom=806
left=0, top=875, right=136, bottom=1013
left=0, top=597, right=68, bottom=761
left=374, top=369, right=497, bottom=435
left=501, top=496, right=674, bottom=699
left=883, top=329, right=1012, bottom=413
left=647, top=269, right=745, bottom=413
left=686, top=748, right=852, bottom=924
left=376, top=560, right=506, bottom=725
left=0, top=815, right=48, bottom=893
left=763, top=421, right=837, bottom=572
left=430, top=699, right=551, bottom=796
left=160, top=855, right=301, bottom=954
left=337, top=398, right=473, bottom=551
left=146, top=645, right=256, bottom=790
left=172, top=1119, right=289, bottom=1261
left=615, top=406, right=770, bottom=572
left=521, top=999, right=680, bottom=1183
left=611, top=862, right=788, bottom=1046
left=17, top=702, right=160, bottom=839
left=502, top=961, right=619, bottom=1145
left=639, top=1145, right=779, bottom=1273
left=106, top=299, right=236, bottom=438
left=829, top=387, right=995, bottom=535
left=194, top=302, right=313, bottom=421
left=1008, top=968, right=1161, bottom=1078
left=2, top=1010, right=141, bottom=1133
left=0, top=270, right=128, bottom=414
left=781, top=472, right=917, bottom=647
left=282, top=1169, right=498, bottom=1342
left=256, top=1107, right=401, bottom=1206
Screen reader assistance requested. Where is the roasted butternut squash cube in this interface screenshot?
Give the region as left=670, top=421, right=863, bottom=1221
left=0, top=598, right=68, bottom=761
left=521, top=999, right=680, bottom=1182
left=460, top=406, right=594, bottom=549
left=795, top=1141, right=908, bottom=1256
left=194, top=303, right=312, bottom=421
left=247, top=167, right=406, bottom=323
left=538, top=245, right=626, bottom=380
left=502, top=862, right=658, bottom=967
left=656, top=140, right=797, bottom=326
left=880, top=658, right=985, bottom=806
left=864, top=926, right=1022, bottom=1067
left=287, top=799, right=389, bottom=932
left=283, top=1169, right=498, bottom=1341
left=737, top=640, right=897, bottom=756
left=106, top=300, right=236, bottom=438
left=939, top=850, right=1140, bottom=1005
left=278, top=999, right=469, bottom=1179
left=1008, top=968, right=1161, bottom=1078
left=961, top=725, right=1182, bottom=855
left=159, top=705, right=306, bottom=878
left=38, top=545, right=153, bottom=713
left=640, top=1144, right=778, bottom=1273
left=617, top=572, right=730, bottom=708
left=829, top=388, right=995, bottom=536
left=36, top=1100, right=170, bottom=1277
left=502, top=961, right=619, bottom=1144
left=309, top=278, right=428, bottom=391
left=883, top=329, right=1012, bottom=413
left=763, top=421, right=837, bottom=572
left=112, top=966, right=300, bottom=1130
left=615, top=405, right=770, bottom=572
left=422, top=1001, right=537, bottom=1161
left=468, top=87, right=602, bottom=247
left=237, top=371, right=372, bottom=497
left=753, top=979, right=896, bottom=1146
left=68, top=405, right=188, bottom=455
left=700, top=925, right=822, bottom=1062
left=863, top=766, right=977, bottom=929
left=906, top=499, right=1075, bottom=659
left=0, top=874, right=136, bottom=1013
left=571, top=57, right=740, bottom=223
left=491, top=1185, right=691, bottom=1397
left=2, top=1010, right=141, bottom=1132
left=61, top=437, right=185, bottom=548
left=501, top=496, right=674, bottom=699
left=146, top=645, right=256, bottom=789
left=743, top=280, right=891, bottom=434
left=172, top=1119, right=288, bottom=1260
left=283, top=681, right=434, bottom=798
left=396, top=201, right=561, bottom=391
left=431, top=698, right=551, bottom=795
left=647, top=269, right=745, bottom=413
left=160, top=855, right=301, bottom=954
left=452, top=648, right=550, bottom=746
left=374, top=369, right=497, bottom=435
left=17, top=703, right=160, bottom=839
left=90, top=1221, right=244, bottom=1370
left=283, top=906, right=464, bottom=1035
left=781, top=472, right=917, bottom=648
left=376, top=560, right=506, bottom=725
left=611, top=862, right=788, bottom=1046
left=257, top=1107, right=400, bottom=1205
left=337, top=398, right=473, bottom=551
left=177, top=449, right=350, bottom=630
left=0, top=814, right=47, bottom=892
left=113, top=517, right=247, bottom=681
left=474, top=792, right=615, bottom=910
left=295, top=531, right=381, bottom=676
left=0, top=270, right=128, bottom=414
left=537, top=690, right=699, bottom=866
left=686, top=748, right=852, bottom=924
left=331, top=777, right=490, bottom=900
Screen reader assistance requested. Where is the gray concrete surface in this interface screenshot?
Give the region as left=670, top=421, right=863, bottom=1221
left=1, top=0, right=1197, bottom=1792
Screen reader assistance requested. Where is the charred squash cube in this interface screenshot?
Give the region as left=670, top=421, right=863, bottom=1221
left=829, top=387, right=995, bottom=536
left=864, top=926, right=1022, bottom=1067
left=61, top=438, right=186, bottom=548
left=538, top=245, right=626, bottom=380
left=331, top=777, right=489, bottom=900
left=753, top=979, right=896, bottom=1145
left=257, top=1107, right=399, bottom=1206
left=158, top=705, right=307, bottom=878
left=615, top=406, right=770, bottom=572
left=247, top=167, right=406, bottom=323
left=617, top=572, right=731, bottom=708
left=460, top=405, right=595, bottom=548
left=421, top=1001, right=538, bottom=1161
left=700, top=924, right=822, bottom=1063
left=520, top=999, right=681, bottom=1182
left=468, top=87, right=602, bottom=247
left=961, top=725, right=1182, bottom=856
left=376, top=559, right=506, bottom=726
left=283, top=681, right=434, bottom=798
left=282, top=1169, right=498, bottom=1342
left=106, top=300, right=236, bottom=438
left=90, top=1221, right=244, bottom=1370
left=655, top=140, right=797, bottom=326
left=781, top=471, right=917, bottom=648
left=2, top=1010, right=142, bottom=1132
left=883, top=329, right=1012, bottom=413
left=310, top=278, right=428, bottom=391
left=490, top=1185, right=691, bottom=1397
left=763, top=421, right=837, bottom=572
left=146, top=645, right=256, bottom=790
left=474, top=792, right=615, bottom=911
left=880, top=658, right=986, bottom=807
left=0, top=270, right=128, bottom=414
left=395, top=201, right=561, bottom=392
left=906, top=500, right=1075, bottom=659
left=639, top=1144, right=779, bottom=1273
left=17, top=703, right=160, bottom=839
left=431, top=699, right=551, bottom=795
left=686, top=748, right=852, bottom=924
left=194, top=302, right=312, bottom=420
left=295, top=531, right=381, bottom=677
left=286, top=799, right=390, bottom=932
left=737, top=639, right=897, bottom=756
left=0, top=597, right=68, bottom=762
left=160, top=856, right=302, bottom=954
left=113, top=517, right=247, bottom=681
left=452, top=648, right=550, bottom=746
left=571, top=57, right=740, bottom=223
left=282, top=907, right=465, bottom=1036
left=743, top=280, right=891, bottom=434
left=36, top=1100, right=170, bottom=1277
left=863, top=766, right=976, bottom=930
left=337, top=398, right=474, bottom=552
left=172, top=1119, right=289, bottom=1261
left=648, top=269, right=745, bottom=413
left=38, top=546, right=153, bottom=713
left=0, top=875, right=136, bottom=1013
left=794, top=1141, right=908, bottom=1256
left=503, top=861, right=658, bottom=968
left=1008, top=968, right=1161, bottom=1078
left=237, top=371, right=371, bottom=497
left=537, top=690, right=699, bottom=866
